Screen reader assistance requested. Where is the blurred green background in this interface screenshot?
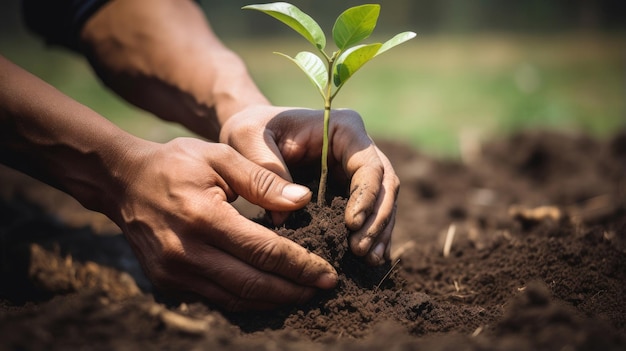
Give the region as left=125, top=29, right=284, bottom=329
left=1, top=0, right=624, bottom=157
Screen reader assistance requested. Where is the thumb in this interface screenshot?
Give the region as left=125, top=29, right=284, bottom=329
left=237, top=140, right=298, bottom=225
left=215, top=153, right=311, bottom=212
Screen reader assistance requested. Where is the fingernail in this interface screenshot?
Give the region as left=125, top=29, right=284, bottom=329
left=369, top=243, right=385, bottom=265
left=359, top=236, right=373, bottom=253
left=282, top=184, right=311, bottom=203
left=352, top=211, right=366, bottom=229
left=373, top=242, right=385, bottom=259
left=315, top=272, right=338, bottom=289
left=270, top=211, right=289, bottom=225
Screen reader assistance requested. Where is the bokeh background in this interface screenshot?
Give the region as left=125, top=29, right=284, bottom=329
left=1, top=0, right=624, bottom=157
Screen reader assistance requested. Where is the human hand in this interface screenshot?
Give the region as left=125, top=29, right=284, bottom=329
left=220, top=105, right=399, bottom=266
left=109, top=138, right=337, bottom=311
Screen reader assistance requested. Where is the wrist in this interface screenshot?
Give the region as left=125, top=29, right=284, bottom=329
left=209, top=51, right=271, bottom=127
left=73, top=131, right=152, bottom=221
left=0, top=56, right=140, bottom=219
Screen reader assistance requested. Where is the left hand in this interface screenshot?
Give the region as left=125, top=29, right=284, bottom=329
left=220, top=105, right=399, bottom=266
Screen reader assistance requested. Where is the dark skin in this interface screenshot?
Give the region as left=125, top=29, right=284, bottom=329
left=0, top=0, right=399, bottom=311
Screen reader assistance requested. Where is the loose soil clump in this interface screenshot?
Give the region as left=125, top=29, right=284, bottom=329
left=0, top=130, right=625, bottom=350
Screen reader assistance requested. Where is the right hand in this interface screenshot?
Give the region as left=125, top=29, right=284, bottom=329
left=110, top=137, right=337, bottom=311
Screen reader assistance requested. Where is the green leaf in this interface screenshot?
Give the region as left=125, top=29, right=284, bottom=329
left=376, top=31, right=416, bottom=56
left=333, top=43, right=382, bottom=87
left=243, top=2, right=326, bottom=50
left=275, top=51, right=328, bottom=97
left=332, top=4, right=380, bottom=50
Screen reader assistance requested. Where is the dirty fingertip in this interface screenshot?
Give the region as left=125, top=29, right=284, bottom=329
left=366, top=242, right=385, bottom=266
left=347, top=211, right=366, bottom=230
left=315, top=272, right=338, bottom=289
left=271, top=211, right=290, bottom=226
left=358, top=236, right=374, bottom=255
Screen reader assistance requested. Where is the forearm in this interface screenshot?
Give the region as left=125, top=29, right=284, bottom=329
left=79, top=0, right=269, bottom=141
left=0, top=55, right=145, bottom=218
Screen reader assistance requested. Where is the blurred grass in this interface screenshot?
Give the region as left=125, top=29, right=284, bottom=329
left=2, top=33, right=624, bottom=157
left=236, top=34, right=625, bottom=156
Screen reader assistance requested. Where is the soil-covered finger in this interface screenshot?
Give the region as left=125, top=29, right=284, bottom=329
left=184, top=245, right=318, bottom=308
left=347, top=183, right=395, bottom=257
left=186, top=276, right=281, bottom=311
left=365, top=205, right=396, bottom=266
left=241, top=234, right=338, bottom=289
left=204, top=204, right=338, bottom=289
left=345, top=164, right=382, bottom=230
left=349, top=216, right=381, bottom=257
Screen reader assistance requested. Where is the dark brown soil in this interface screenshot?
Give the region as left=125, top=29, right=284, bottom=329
left=1, top=130, right=625, bottom=351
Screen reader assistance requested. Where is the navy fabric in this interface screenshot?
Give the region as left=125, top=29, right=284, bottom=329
left=21, top=0, right=111, bottom=51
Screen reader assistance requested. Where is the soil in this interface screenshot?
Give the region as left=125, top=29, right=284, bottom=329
left=1, top=130, right=625, bottom=351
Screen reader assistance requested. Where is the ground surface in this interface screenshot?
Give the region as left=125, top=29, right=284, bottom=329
left=0, top=130, right=625, bottom=350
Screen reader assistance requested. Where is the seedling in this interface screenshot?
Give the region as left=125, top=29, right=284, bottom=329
left=243, top=2, right=415, bottom=205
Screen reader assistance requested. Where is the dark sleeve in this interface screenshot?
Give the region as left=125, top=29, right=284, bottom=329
left=21, top=0, right=110, bottom=52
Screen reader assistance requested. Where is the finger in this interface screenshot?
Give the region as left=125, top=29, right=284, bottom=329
left=229, top=134, right=299, bottom=225
left=185, top=244, right=317, bottom=308
left=349, top=148, right=399, bottom=256
left=365, top=204, right=396, bottom=266
left=245, top=137, right=295, bottom=226
left=242, top=131, right=294, bottom=182
left=344, top=145, right=384, bottom=230
left=349, top=190, right=385, bottom=256
left=203, top=201, right=338, bottom=290
left=194, top=282, right=280, bottom=312
left=323, top=111, right=383, bottom=229
left=174, top=272, right=281, bottom=311
left=211, top=146, right=311, bottom=211
left=222, top=110, right=294, bottom=182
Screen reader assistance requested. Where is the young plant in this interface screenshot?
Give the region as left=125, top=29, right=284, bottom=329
left=243, top=2, right=415, bottom=205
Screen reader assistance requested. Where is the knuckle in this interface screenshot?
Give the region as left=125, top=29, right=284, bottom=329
left=293, top=259, right=309, bottom=283
left=371, top=217, right=391, bottom=237
left=336, top=109, right=362, bottom=123
left=350, top=232, right=369, bottom=256
left=332, top=110, right=366, bottom=136
left=249, top=238, right=287, bottom=273
left=250, top=167, right=278, bottom=199
left=211, top=143, right=236, bottom=161
left=175, top=200, right=203, bottom=223
left=351, top=242, right=369, bottom=257
left=352, top=217, right=390, bottom=257
left=227, top=122, right=257, bottom=147
left=238, top=275, right=265, bottom=300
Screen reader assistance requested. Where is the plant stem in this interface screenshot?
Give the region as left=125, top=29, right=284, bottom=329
left=318, top=102, right=330, bottom=206
left=318, top=52, right=338, bottom=206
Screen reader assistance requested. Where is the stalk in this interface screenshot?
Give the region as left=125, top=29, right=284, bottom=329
left=318, top=104, right=330, bottom=205
left=317, top=56, right=335, bottom=206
